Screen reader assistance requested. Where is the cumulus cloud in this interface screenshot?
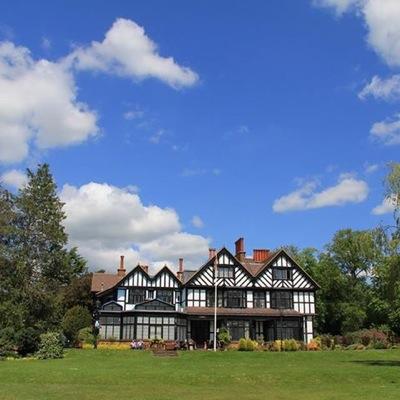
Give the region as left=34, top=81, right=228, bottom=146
left=60, top=182, right=210, bottom=272
left=67, top=18, right=198, bottom=89
left=0, top=41, right=98, bottom=163
left=0, top=19, right=198, bottom=164
left=273, top=174, right=369, bottom=213
left=372, top=196, right=396, bottom=215
left=0, top=169, right=27, bottom=189
left=370, top=114, right=400, bottom=145
left=314, top=0, right=400, bottom=67
left=359, top=75, right=400, bottom=101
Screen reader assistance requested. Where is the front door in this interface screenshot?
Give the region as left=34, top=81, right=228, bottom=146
left=190, top=320, right=210, bottom=347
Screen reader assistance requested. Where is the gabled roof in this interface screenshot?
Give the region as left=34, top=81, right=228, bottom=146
left=241, top=252, right=277, bottom=276
left=95, top=263, right=182, bottom=297
left=185, top=246, right=253, bottom=285
left=255, top=249, right=320, bottom=289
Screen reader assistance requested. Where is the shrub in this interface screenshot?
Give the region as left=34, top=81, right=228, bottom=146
left=15, top=327, right=40, bottom=356
left=238, top=338, right=258, bottom=351
left=283, top=339, right=300, bottom=351
left=346, top=343, right=365, bottom=351
left=97, top=341, right=131, bottom=350
left=78, top=327, right=95, bottom=345
left=62, top=306, right=92, bottom=346
left=344, top=329, right=389, bottom=348
left=371, top=341, right=387, bottom=349
left=36, top=331, right=64, bottom=360
left=307, top=339, right=320, bottom=351
left=318, top=335, right=334, bottom=350
left=217, top=328, right=231, bottom=346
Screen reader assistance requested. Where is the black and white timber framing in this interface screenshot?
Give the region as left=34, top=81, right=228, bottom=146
left=94, top=245, right=319, bottom=345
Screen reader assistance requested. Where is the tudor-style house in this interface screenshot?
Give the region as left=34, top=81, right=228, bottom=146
left=91, top=238, right=319, bottom=345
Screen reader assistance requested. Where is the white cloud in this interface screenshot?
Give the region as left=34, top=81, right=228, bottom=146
left=372, top=196, right=396, bottom=215
left=315, top=0, right=400, bottom=67
left=273, top=174, right=369, bottom=213
left=0, top=169, right=27, bottom=189
left=181, top=168, right=221, bottom=177
left=60, top=182, right=210, bottom=272
left=363, top=0, right=400, bottom=67
left=313, top=0, right=361, bottom=15
left=359, top=75, right=400, bottom=101
left=0, top=41, right=98, bottom=163
left=68, top=18, right=198, bottom=89
left=191, top=215, right=204, bottom=228
left=370, top=114, right=400, bottom=145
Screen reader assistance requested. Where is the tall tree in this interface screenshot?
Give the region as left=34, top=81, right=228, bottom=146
left=17, top=164, right=70, bottom=287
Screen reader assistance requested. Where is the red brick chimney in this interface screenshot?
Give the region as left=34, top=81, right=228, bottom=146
left=117, top=255, right=126, bottom=276
left=253, top=249, right=270, bottom=262
left=235, top=237, right=246, bottom=261
left=177, top=257, right=184, bottom=281
left=209, top=248, right=216, bottom=259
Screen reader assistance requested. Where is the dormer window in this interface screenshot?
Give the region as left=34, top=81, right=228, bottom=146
left=273, top=268, right=292, bottom=280
left=217, top=266, right=234, bottom=278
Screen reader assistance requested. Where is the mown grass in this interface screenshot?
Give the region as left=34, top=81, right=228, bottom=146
left=1, top=349, right=400, bottom=400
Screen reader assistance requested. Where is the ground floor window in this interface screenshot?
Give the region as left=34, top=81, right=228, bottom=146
left=136, top=315, right=176, bottom=340
left=276, top=319, right=302, bottom=340
left=122, top=316, right=135, bottom=340
left=99, top=315, right=121, bottom=340
left=226, top=320, right=249, bottom=341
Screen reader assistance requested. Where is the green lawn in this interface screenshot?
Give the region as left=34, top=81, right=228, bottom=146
left=1, top=349, right=400, bottom=400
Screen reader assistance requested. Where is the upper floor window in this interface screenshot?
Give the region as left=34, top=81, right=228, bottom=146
left=253, top=291, right=266, bottom=308
left=157, top=289, right=173, bottom=304
left=217, top=266, right=234, bottom=279
left=128, top=288, right=146, bottom=304
left=273, top=268, right=292, bottom=280
left=206, top=289, right=246, bottom=308
left=271, top=291, right=293, bottom=309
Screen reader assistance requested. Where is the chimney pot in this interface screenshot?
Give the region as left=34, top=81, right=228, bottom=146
left=117, top=255, right=126, bottom=276
left=235, top=237, right=246, bottom=261
left=178, top=258, right=184, bottom=273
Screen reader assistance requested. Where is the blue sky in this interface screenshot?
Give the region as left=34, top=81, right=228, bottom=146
left=0, top=0, right=399, bottom=271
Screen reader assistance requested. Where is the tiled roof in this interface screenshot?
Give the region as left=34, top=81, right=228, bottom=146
left=241, top=252, right=276, bottom=276
left=182, top=270, right=197, bottom=283
left=183, top=307, right=303, bottom=317
left=91, top=273, right=121, bottom=293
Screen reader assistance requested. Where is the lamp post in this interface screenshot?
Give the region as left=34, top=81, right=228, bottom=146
left=213, top=254, right=218, bottom=352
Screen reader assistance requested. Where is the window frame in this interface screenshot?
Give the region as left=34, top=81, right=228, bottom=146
left=270, top=291, right=293, bottom=309
left=272, top=268, right=292, bottom=280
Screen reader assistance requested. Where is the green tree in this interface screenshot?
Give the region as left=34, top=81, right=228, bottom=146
left=62, top=305, right=92, bottom=345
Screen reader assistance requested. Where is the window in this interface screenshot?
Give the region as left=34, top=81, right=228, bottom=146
left=157, top=289, right=173, bottom=304
left=136, top=315, right=176, bottom=340
left=226, top=320, right=249, bottom=341
left=122, top=316, right=135, bottom=340
left=276, top=320, right=301, bottom=340
left=99, top=315, right=121, bottom=340
left=273, top=268, right=292, bottom=280
left=128, top=289, right=146, bottom=304
left=147, top=290, right=154, bottom=299
left=253, top=291, right=266, bottom=308
left=271, top=291, right=293, bottom=309
left=207, top=290, right=246, bottom=308
left=222, top=290, right=247, bottom=308
left=217, top=266, right=234, bottom=279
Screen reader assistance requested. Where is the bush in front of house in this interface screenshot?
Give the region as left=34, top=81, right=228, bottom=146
left=36, top=331, right=64, bottom=360
left=62, top=305, right=92, bottom=346
left=307, top=339, right=320, bottom=351
left=78, top=327, right=95, bottom=346
left=238, top=338, right=259, bottom=351
left=217, top=328, right=231, bottom=348
left=282, top=339, right=300, bottom=351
